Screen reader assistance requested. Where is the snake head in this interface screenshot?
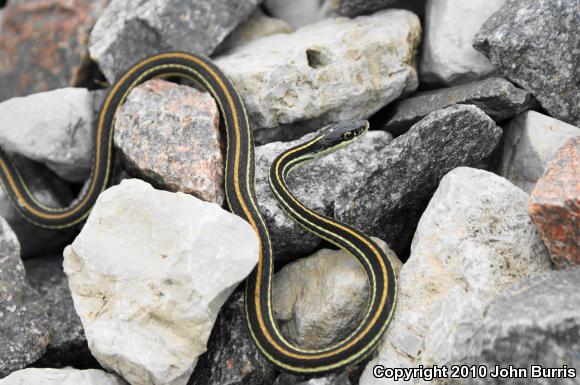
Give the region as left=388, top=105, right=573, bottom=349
left=318, top=119, right=369, bottom=149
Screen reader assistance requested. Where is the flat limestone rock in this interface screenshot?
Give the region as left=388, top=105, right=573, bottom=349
left=474, top=0, right=580, bottom=126
left=420, top=0, right=504, bottom=86
left=383, top=77, right=536, bottom=135
left=216, top=10, right=420, bottom=144
left=0, top=368, right=127, bottom=385
left=359, top=167, right=551, bottom=385
left=89, top=0, right=260, bottom=82
left=63, top=179, right=259, bottom=385
left=335, top=105, right=502, bottom=255
left=0, top=88, right=95, bottom=182
left=498, top=111, right=580, bottom=193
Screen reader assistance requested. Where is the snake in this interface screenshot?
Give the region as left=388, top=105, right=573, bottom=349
left=0, top=52, right=397, bottom=374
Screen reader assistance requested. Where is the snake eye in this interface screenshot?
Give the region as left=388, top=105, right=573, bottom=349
left=343, top=132, right=353, bottom=140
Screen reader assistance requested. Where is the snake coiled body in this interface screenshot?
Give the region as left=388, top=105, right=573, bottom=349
left=0, top=52, right=396, bottom=374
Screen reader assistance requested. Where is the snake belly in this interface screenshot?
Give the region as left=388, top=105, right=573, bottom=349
left=0, top=52, right=396, bottom=374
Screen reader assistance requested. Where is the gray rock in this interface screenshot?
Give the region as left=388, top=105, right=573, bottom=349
left=474, top=0, right=580, bottom=126
left=335, top=105, right=503, bottom=255
left=187, top=292, right=277, bottom=385
left=23, top=256, right=96, bottom=369
left=216, top=10, right=421, bottom=144
left=384, top=77, right=536, bottom=135
left=273, top=238, right=400, bottom=349
left=453, top=267, right=580, bottom=385
left=215, top=8, right=293, bottom=55
left=498, top=111, right=580, bottom=193
left=420, top=0, right=504, bottom=86
left=114, top=79, right=224, bottom=204
left=0, top=156, right=74, bottom=258
left=255, top=130, right=393, bottom=260
left=0, top=88, right=95, bottom=182
left=274, top=372, right=352, bottom=385
left=330, top=0, right=397, bottom=17
left=359, top=167, right=551, bottom=385
left=0, top=368, right=128, bottom=385
left=0, top=217, right=50, bottom=378
left=263, top=0, right=331, bottom=29
left=89, top=0, right=261, bottom=82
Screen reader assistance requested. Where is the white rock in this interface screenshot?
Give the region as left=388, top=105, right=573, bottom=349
left=0, top=368, right=128, bottom=385
left=498, top=110, right=580, bottom=193
left=216, top=10, right=420, bottom=143
left=360, top=167, right=551, bottom=385
left=273, top=238, right=401, bottom=349
left=263, top=0, right=332, bottom=29
left=63, top=179, right=259, bottom=385
left=0, top=88, right=95, bottom=182
left=216, top=8, right=293, bottom=55
left=420, top=0, right=504, bottom=86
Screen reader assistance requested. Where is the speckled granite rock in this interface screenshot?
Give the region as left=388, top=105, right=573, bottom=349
left=114, top=79, right=224, bottom=204
left=0, top=88, right=95, bottom=182
left=24, top=256, right=96, bottom=369
left=188, top=292, right=277, bottom=385
left=89, top=0, right=260, bottom=82
left=384, top=78, right=535, bottom=135
left=336, top=105, right=502, bottom=255
left=216, top=8, right=293, bottom=55
left=255, top=130, right=392, bottom=260
left=420, top=0, right=503, bottom=86
left=529, top=137, right=580, bottom=269
left=0, top=0, right=108, bottom=102
left=273, top=237, right=400, bottom=349
left=216, top=10, right=421, bottom=144
left=360, top=167, right=551, bottom=385
left=0, top=368, right=128, bottom=385
left=0, top=156, right=74, bottom=258
left=452, top=267, right=580, bottom=385
left=64, top=179, right=258, bottom=385
left=0, top=217, right=50, bottom=378
left=274, top=372, right=352, bottom=385
left=474, top=0, right=580, bottom=126
left=499, top=111, right=580, bottom=193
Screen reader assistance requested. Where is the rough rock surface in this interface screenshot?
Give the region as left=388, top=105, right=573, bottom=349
left=336, top=105, right=503, bottom=255
left=0, top=88, right=95, bottom=182
left=420, top=0, right=504, bottom=86
left=274, top=372, right=352, bottom=385
left=452, top=267, right=580, bottom=385
left=24, top=256, right=95, bottom=369
left=474, top=0, right=580, bottom=126
left=359, top=167, right=551, bottom=385
left=0, top=156, right=74, bottom=258
left=216, top=10, right=421, bottom=144
left=63, top=179, right=259, bottom=385
left=188, top=292, right=277, bottom=385
left=330, top=0, right=397, bottom=17
left=273, top=238, right=400, bottom=349
left=216, top=8, right=293, bottom=55
left=114, top=79, right=224, bottom=204
left=0, top=368, right=128, bottom=385
left=263, top=0, right=331, bottom=29
left=0, top=0, right=108, bottom=102
left=89, top=0, right=260, bottom=82
left=255, top=130, right=392, bottom=260
left=383, top=77, right=535, bottom=135
left=499, top=111, right=580, bottom=193
left=529, top=137, right=580, bottom=269
left=0, top=217, right=50, bottom=378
